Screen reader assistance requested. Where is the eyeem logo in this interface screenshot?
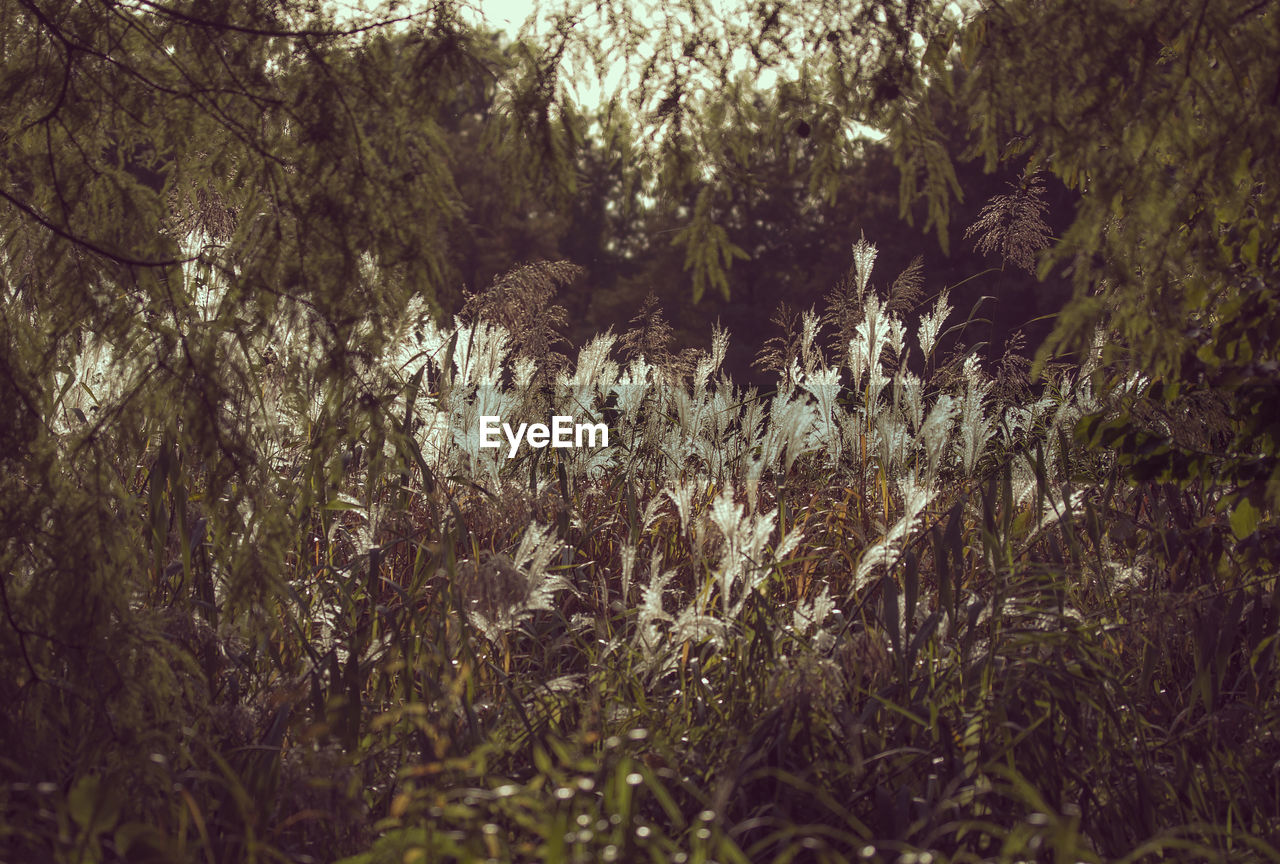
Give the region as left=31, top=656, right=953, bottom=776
left=479, top=416, right=609, bottom=458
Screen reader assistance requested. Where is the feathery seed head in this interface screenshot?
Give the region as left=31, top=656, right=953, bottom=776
left=964, top=170, right=1052, bottom=273
left=918, top=289, right=952, bottom=360
left=851, top=232, right=877, bottom=299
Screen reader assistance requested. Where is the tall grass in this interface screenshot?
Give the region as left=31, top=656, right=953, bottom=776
left=4, top=243, right=1278, bottom=864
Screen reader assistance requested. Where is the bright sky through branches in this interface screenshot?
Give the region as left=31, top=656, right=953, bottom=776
left=330, top=0, right=893, bottom=141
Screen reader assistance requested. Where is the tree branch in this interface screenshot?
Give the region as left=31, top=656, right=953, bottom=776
left=0, top=186, right=197, bottom=268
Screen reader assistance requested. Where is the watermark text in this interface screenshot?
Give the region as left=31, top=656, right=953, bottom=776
left=479, top=415, right=608, bottom=458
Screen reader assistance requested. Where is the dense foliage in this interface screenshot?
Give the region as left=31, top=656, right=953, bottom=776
left=2, top=0, right=1278, bottom=862
left=934, top=0, right=1280, bottom=541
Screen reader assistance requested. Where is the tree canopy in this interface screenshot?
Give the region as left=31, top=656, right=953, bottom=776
left=944, top=0, right=1280, bottom=517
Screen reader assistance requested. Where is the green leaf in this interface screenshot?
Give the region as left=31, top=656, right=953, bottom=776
left=113, top=822, right=170, bottom=859
left=68, top=775, right=101, bottom=830
left=68, top=774, right=119, bottom=837
left=1229, top=496, right=1261, bottom=540
left=324, top=493, right=366, bottom=512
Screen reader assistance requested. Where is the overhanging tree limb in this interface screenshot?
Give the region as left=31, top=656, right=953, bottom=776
left=0, top=185, right=197, bottom=268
